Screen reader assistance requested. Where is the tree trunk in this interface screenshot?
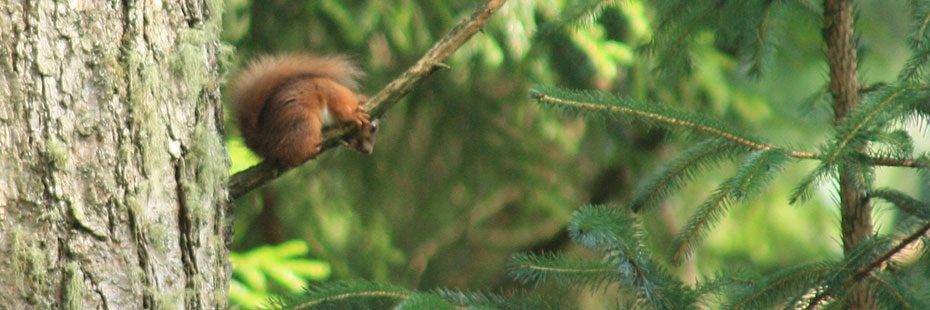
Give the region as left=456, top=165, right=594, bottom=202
left=0, top=1, right=230, bottom=308
left=823, top=0, right=874, bottom=308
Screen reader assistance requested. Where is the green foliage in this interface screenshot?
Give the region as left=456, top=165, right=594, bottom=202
left=226, top=135, right=261, bottom=174
left=530, top=85, right=766, bottom=146
left=527, top=1, right=930, bottom=308
left=224, top=0, right=607, bottom=292
left=393, top=294, right=458, bottom=310
left=223, top=0, right=930, bottom=308
left=820, top=83, right=930, bottom=166
left=510, top=252, right=616, bottom=289
left=901, top=0, right=930, bottom=82
left=271, top=280, right=546, bottom=309
left=691, top=270, right=753, bottom=307
left=671, top=149, right=789, bottom=263
left=269, top=205, right=930, bottom=309
left=429, top=289, right=551, bottom=310
left=870, top=188, right=930, bottom=220
left=230, top=240, right=332, bottom=308
left=868, top=129, right=915, bottom=159
left=270, top=280, right=410, bottom=309
left=786, top=84, right=929, bottom=205
left=630, top=138, right=750, bottom=212
left=870, top=273, right=930, bottom=310
left=803, top=237, right=894, bottom=307
left=727, top=262, right=833, bottom=309
left=536, top=0, right=619, bottom=34
left=514, top=206, right=695, bottom=309
left=725, top=236, right=930, bottom=309
left=648, top=0, right=796, bottom=78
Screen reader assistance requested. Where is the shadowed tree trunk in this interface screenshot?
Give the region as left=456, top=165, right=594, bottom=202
left=0, top=0, right=230, bottom=308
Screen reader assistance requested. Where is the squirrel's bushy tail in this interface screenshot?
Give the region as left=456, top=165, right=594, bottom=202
left=232, top=54, right=363, bottom=151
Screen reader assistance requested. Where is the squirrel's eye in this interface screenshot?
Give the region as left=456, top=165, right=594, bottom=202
left=370, top=120, right=379, bottom=132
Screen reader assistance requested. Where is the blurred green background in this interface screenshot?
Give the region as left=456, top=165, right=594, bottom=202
left=220, top=1, right=926, bottom=307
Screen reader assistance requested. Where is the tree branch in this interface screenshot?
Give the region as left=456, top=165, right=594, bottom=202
left=229, top=0, right=509, bottom=199
left=532, top=94, right=930, bottom=169
left=803, top=220, right=930, bottom=309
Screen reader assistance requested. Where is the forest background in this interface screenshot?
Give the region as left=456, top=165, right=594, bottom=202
left=222, top=1, right=928, bottom=308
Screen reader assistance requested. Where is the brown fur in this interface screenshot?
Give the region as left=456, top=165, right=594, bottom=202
left=232, top=54, right=376, bottom=167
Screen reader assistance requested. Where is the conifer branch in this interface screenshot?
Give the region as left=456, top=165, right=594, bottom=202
left=228, top=0, right=509, bottom=199
left=749, top=2, right=777, bottom=75
left=789, top=164, right=836, bottom=204
left=291, top=291, right=410, bottom=310
left=868, top=156, right=928, bottom=168
left=558, top=206, right=692, bottom=308
left=671, top=149, right=788, bottom=263
left=868, top=276, right=902, bottom=305
left=539, top=0, right=612, bottom=33
left=916, top=7, right=930, bottom=46
left=802, top=221, right=930, bottom=310
left=275, top=280, right=414, bottom=309
left=729, top=263, right=833, bottom=309
left=823, top=87, right=907, bottom=164
left=510, top=251, right=620, bottom=291
left=533, top=93, right=784, bottom=154
left=870, top=189, right=930, bottom=220
left=430, top=289, right=543, bottom=309
left=518, top=264, right=614, bottom=274
left=854, top=222, right=930, bottom=288
left=868, top=274, right=914, bottom=310
left=903, top=2, right=930, bottom=81
left=532, top=92, right=930, bottom=169
left=631, top=138, right=746, bottom=212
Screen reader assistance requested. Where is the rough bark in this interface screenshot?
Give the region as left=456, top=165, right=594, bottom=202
left=823, top=0, right=874, bottom=308
left=0, top=0, right=230, bottom=308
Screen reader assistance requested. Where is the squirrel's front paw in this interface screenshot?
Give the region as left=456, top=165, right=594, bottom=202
left=354, top=110, right=370, bottom=128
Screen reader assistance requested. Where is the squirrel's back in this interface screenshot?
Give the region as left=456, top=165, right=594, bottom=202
left=232, top=54, right=364, bottom=157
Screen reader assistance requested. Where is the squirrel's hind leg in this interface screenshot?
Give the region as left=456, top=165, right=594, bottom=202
left=269, top=104, right=324, bottom=167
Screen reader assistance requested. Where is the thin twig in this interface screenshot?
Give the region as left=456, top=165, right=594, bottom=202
left=534, top=94, right=930, bottom=169
left=803, top=220, right=930, bottom=309
left=229, top=0, right=509, bottom=199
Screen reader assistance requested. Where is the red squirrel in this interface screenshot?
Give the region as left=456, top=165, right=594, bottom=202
left=232, top=54, right=378, bottom=167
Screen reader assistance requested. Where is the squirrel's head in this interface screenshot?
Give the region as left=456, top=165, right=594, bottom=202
left=343, top=119, right=379, bottom=154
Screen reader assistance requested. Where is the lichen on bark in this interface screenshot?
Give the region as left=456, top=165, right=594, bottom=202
left=0, top=0, right=232, bottom=308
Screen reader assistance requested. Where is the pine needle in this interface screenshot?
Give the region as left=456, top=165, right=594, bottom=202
left=671, top=149, right=789, bottom=263
left=727, top=262, right=833, bottom=309
left=870, top=273, right=927, bottom=310
left=271, top=280, right=410, bottom=309
left=565, top=206, right=695, bottom=309
left=531, top=85, right=770, bottom=149
left=510, top=252, right=617, bottom=289
left=789, top=164, right=836, bottom=204
left=901, top=0, right=930, bottom=81
left=536, top=0, right=619, bottom=36
left=631, top=138, right=750, bottom=212
left=870, top=188, right=930, bottom=221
